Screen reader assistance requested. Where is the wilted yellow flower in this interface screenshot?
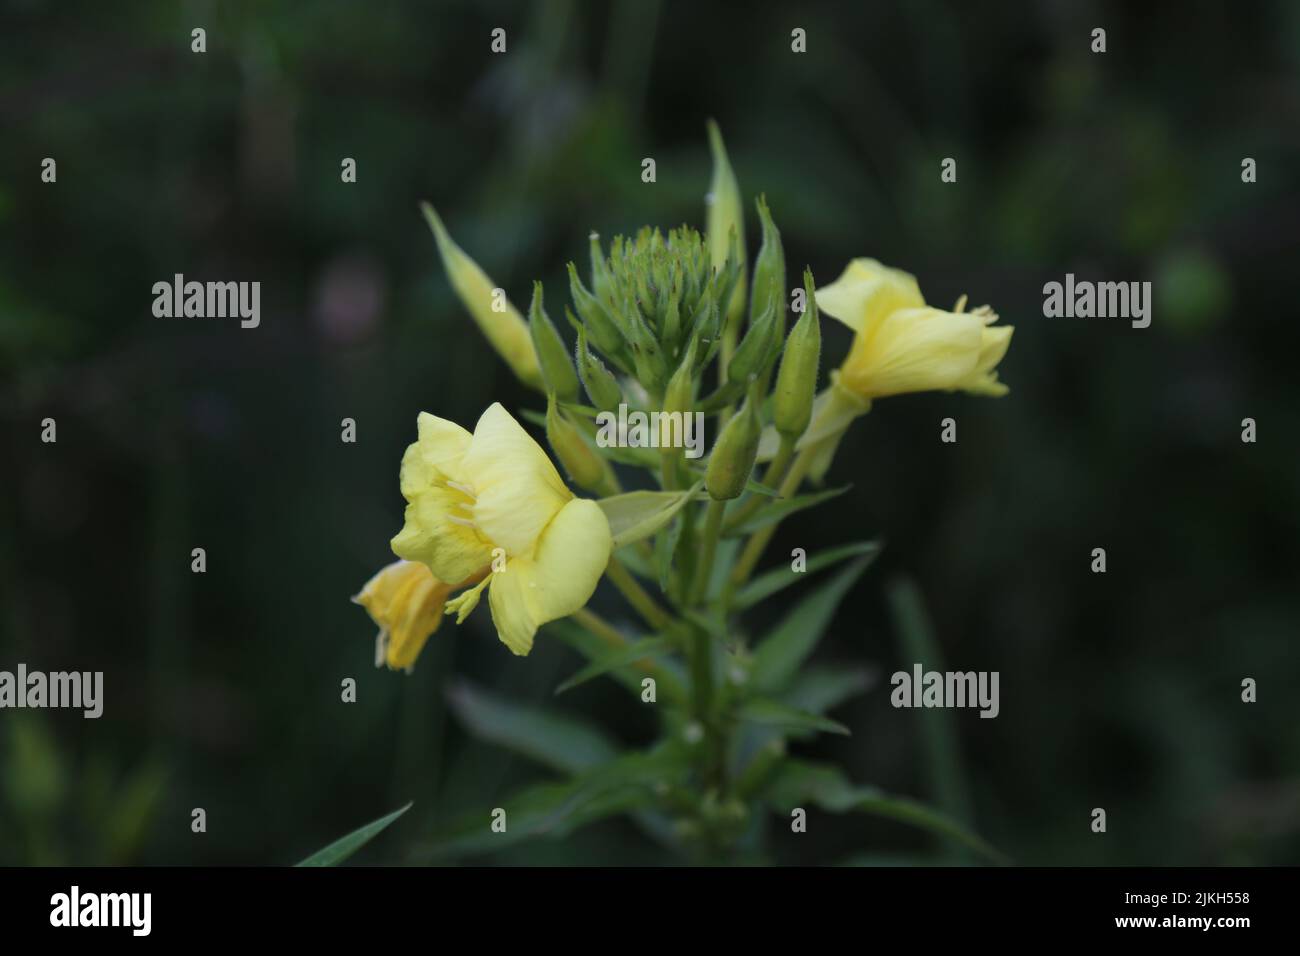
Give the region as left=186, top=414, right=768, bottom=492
left=391, top=403, right=612, bottom=656
left=421, top=203, right=543, bottom=390
left=353, top=560, right=460, bottom=672
left=815, top=258, right=1013, bottom=399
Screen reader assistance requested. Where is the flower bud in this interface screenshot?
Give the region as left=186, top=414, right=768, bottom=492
left=749, top=195, right=785, bottom=335
left=705, top=384, right=762, bottom=500
left=421, top=203, right=542, bottom=389
left=567, top=262, right=628, bottom=365
left=773, top=267, right=822, bottom=439
left=546, top=393, right=612, bottom=494
left=727, top=295, right=778, bottom=385
left=575, top=325, right=623, bottom=412
left=528, top=283, right=579, bottom=402
left=706, top=120, right=747, bottom=329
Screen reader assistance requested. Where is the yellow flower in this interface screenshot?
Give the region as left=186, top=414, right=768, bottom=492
left=391, top=403, right=612, bottom=656
left=815, top=258, right=1014, bottom=399
left=353, top=560, right=456, bottom=672
left=421, top=203, right=543, bottom=390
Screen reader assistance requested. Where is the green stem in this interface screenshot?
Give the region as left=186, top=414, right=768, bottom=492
left=570, top=606, right=628, bottom=649
left=729, top=443, right=815, bottom=588
left=690, top=498, right=727, bottom=607
left=606, top=556, right=672, bottom=630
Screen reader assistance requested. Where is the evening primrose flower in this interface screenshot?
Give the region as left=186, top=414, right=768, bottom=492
left=815, top=258, right=1014, bottom=400
left=353, top=560, right=464, bottom=671
left=390, top=403, right=612, bottom=656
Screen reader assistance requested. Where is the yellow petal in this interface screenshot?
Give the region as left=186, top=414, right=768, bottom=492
left=463, top=403, right=572, bottom=557
left=814, top=259, right=924, bottom=335
left=390, top=413, right=493, bottom=582
left=487, top=498, right=611, bottom=656
left=353, top=560, right=449, bottom=671
left=954, top=325, right=1014, bottom=395
left=841, top=307, right=983, bottom=398
left=399, top=412, right=472, bottom=499
left=421, top=203, right=543, bottom=389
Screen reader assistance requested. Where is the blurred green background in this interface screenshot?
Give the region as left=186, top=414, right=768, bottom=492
left=2, top=0, right=1298, bottom=865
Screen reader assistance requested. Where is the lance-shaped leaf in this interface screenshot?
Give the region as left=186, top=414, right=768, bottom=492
left=555, top=636, right=674, bottom=695
left=735, top=540, right=881, bottom=609
left=447, top=681, right=618, bottom=774
left=762, top=760, right=1008, bottom=865
left=750, top=556, right=872, bottom=693
left=296, top=802, right=412, bottom=867
left=738, top=697, right=850, bottom=736
left=597, top=482, right=704, bottom=549
left=725, top=484, right=852, bottom=536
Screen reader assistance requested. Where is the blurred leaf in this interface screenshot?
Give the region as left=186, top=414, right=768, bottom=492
left=654, top=509, right=684, bottom=592
left=598, top=482, right=704, bottom=549
left=738, top=697, right=850, bottom=736
left=554, top=636, right=673, bottom=694
left=783, top=665, right=877, bottom=716
left=447, top=681, right=618, bottom=773
left=420, top=748, right=682, bottom=859
left=296, top=802, right=412, bottom=867
left=887, top=576, right=974, bottom=856
left=750, top=556, right=873, bottom=692
left=726, top=485, right=852, bottom=536
left=735, top=540, right=882, bottom=609
left=764, top=761, right=1006, bottom=864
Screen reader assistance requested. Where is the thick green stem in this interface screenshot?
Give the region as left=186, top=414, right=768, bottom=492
left=606, top=556, right=672, bottom=630
left=690, top=498, right=727, bottom=607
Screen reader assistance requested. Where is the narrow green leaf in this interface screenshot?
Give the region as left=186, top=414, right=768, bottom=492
left=726, top=484, right=853, bottom=536
left=296, top=802, right=412, bottom=867
left=735, top=540, right=882, bottom=610
left=598, top=482, right=704, bottom=549
left=887, top=576, right=975, bottom=858
left=447, top=681, right=618, bottom=774
left=784, top=665, right=877, bottom=716
left=739, top=697, right=850, bottom=736
left=764, top=760, right=1007, bottom=864
left=555, top=637, right=673, bottom=694
left=418, top=748, right=685, bottom=860
left=750, top=556, right=873, bottom=692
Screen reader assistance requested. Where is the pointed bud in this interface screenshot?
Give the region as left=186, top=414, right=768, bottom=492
left=749, top=195, right=786, bottom=332
left=706, top=121, right=746, bottom=329
left=528, top=282, right=579, bottom=401
left=773, top=268, right=822, bottom=439
left=705, top=384, right=762, bottom=500
left=588, top=232, right=614, bottom=306
left=663, top=336, right=699, bottom=418
left=421, top=203, right=542, bottom=389
left=728, top=295, right=778, bottom=385
left=568, top=262, right=628, bottom=364
left=546, top=393, right=612, bottom=494
left=575, top=325, right=623, bottom=412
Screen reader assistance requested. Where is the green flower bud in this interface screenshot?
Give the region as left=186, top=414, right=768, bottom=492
left=705, top=385, right=762, bottom=500
left=706, top=121, right=746, bottom=329
left=546, top=393, right=612, bottom=494
left=588, top=232, right=615, bottom=307
left=568, top=262, right=628, bottom=365
left=749, top=194, right=786, bottom=334
left=421, top=203, right=542, bottom=390
left=527, top=282, right=579, bottom=402
left=574, top=325, right=623, bottom=412
left=727, top=295, right=778, bottom=385
left=663, top=336, right=698, bottom=417
left=773, top=267, right=822, bottom=439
